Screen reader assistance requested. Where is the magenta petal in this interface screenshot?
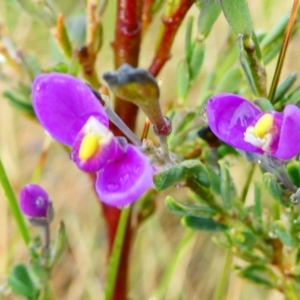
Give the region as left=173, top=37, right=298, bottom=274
left=274, top=105, right=300, bottom=160
left=206, top=93, right=263, bottom=153
left=95, top=145, right=153, bottom=206
left=71, top=117, right=126, bottom=172
left=20, top=184, right=51, bottom=218
left=32, top=73, right=109, bottom=146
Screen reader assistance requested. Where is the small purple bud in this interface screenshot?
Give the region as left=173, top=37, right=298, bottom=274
left=20, top=184, right=51, bottom=218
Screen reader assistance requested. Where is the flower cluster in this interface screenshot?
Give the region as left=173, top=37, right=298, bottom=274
left=206, top=93, right=300, bottom=160
left=32, top=73, right=153, bottom=206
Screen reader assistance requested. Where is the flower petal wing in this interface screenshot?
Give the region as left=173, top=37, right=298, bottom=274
left=95, top=145, right=153, bottom=206
left=274, top=105, right=300, bottom=160
left=206, top=93, right=263, bottom=153
left=32, top=73, right=109, bottom=146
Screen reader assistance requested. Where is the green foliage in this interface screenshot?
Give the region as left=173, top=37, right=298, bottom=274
left=153, top=160, right=210, bottom=191
left=8, top=264, right=39, bottom=300
left=182, top=216, right=228, bottom=232
left=238, top=264, right=279, bottom=288
left=219, top=0, right=253, bottom=35
left=165, top=195, right=216, bottom=218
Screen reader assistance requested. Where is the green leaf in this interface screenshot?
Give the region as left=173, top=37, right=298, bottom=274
left=48, top=222, right=67, bottom=268
left=153, top=160, right=210, bottom=191
left=197, top=0, right=221, bottom=39
left=185, top=16, right=194, bottom=63
left=263, top=173, right=287, bottom=206
left=253, top=98, right=274, bottom=112
left=220, top=0, right=253, bottom=36
left=207, top=167, right=221, bottom=195
left=189, top=42, right=205, bottom=81
left=253, top=183, right=262, bottom=220
left=286, top=86, right=300, bottom=104
left=171, top=110, right=196, bottom=135
left=286, top=161, right=300, bottom=187
left=3, top=91, right=35, bottom=117
left=215, top=68, right=242, bottom=94
left=165, top=196, right=216, bottom=218
left=8, top=264, right=39, bottom=300
left=260, top=12, right=289, bottom=48
left=177, top=60, right=190, bottom=103
left=273, top=220, right=294, bottom=247
left=273, top=72, right=298, bottom=104
left=238, top=264, right=278, bottom=288
left=229, top=230, right=257, bottom=248
left=219, top=161, right=232, bottom=209
left=182, top=216, right=227, bottom=231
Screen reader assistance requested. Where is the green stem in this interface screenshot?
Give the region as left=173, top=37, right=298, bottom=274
left=104, top=206, right=131, bottom=300
left=0, top=157, right=30, bottom=245
left=154, top=229, right=194, bottom=299
left=213, top=250, right=232, bottom=300
left=241, top=163, right=256, bottom=203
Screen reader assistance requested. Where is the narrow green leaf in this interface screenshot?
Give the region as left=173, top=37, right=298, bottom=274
left=185, top=16, right=194, bottom=63
left=273, top=220, right=294, bottom=247
left=189, top=42, right=205, bottom=81
left=182, top=216, right=227, bottom=231
left=253, top=98, right=274, bottom=112
left=263, top=42, right=281, bottom=65
left=260, top=12, right=289, bottom=48
left=215, top=68, right=242, bottom=93
left=3, top=91, right=35, bottom=117
left=286, top=86, right=300, bottom=104
left=197, top=0, right=221, bottom=39
left=165, top=196, right=216, bottom=218
left=273, top=72, right=298, bottom=104
left=0, top=158, right=30, bottom=245
left=177, top=60, right=190, bottom=104
left=48, top=222, right=67, bottom=268
left=219, top=161, right=232, bottom=209
left=171, top=110, right=196, bottom=135
left=220, top=0, right=253, bottom=35
left=253, top=183, right=262, bottom=219
left=238, top=265, right=278, bottom=288
left=153, top=160, right=210, bottom=191
left=263, top=173, right=287, bottom=206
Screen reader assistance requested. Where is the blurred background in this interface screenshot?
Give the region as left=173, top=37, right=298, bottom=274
left=0, top=0, right=299, bottom=299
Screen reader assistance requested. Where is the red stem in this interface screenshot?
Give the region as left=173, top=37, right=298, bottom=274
left=103, top=1, right=143, bottom=299
left=148, top=0, right=195, bottom=77
left=111, top=0, right=143, bottom=134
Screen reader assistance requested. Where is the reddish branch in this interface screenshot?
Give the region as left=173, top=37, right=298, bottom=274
left=149, top=0, right=195, bottom=77
left=111, top=0, right=143, bottom=134
left=104, top=1, right=143, bottom=299
left=103, top=0, right=195, bottom=299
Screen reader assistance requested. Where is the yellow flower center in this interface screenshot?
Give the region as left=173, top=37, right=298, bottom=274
left=244, top=113, right=275, bottom=151
left=79, top=133, right=100, bottom=160
left=253, top=113, right=274, bottom=138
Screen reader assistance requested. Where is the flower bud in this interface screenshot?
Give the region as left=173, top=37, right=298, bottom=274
left=20, top=184, right=52, bottom=219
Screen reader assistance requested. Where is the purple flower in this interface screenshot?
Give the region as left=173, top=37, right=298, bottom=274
left=20, top=184, right=51, bottom=218
left=32, top=73, right=153, bottom=206
left=206, top=93, right=300, bottom=160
